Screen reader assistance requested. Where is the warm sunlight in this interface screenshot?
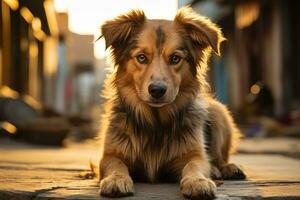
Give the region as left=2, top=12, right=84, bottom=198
left=1, top=0, right=300, bottom=199
left=54, top=0, right=178, bottom=59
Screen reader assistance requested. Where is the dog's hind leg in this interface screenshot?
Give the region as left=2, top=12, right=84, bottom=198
left=206, top=98, right=246, bottom=180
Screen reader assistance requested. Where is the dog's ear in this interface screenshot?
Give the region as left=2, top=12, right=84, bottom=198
left=174, top=6, right=225, bottom=55
left=101, top=10, right=146, bottom=49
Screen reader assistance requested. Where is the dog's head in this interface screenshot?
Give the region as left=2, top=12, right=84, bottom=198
left=101, top=7, right=225, bottom=108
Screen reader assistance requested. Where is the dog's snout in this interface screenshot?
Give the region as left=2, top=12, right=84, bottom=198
left=148, top=83, right=167, bottom=99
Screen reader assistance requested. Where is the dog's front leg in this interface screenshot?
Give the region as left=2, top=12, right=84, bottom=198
left=99, top=154, right=134, bottom=197
left=180, top=156, right=216, bottom=200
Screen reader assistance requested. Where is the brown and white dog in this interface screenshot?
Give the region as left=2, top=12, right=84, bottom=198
left=98, top=6, right=246, bottom=200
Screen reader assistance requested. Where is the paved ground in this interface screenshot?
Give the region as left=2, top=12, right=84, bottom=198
left=0, top=138, right=299, bottom=200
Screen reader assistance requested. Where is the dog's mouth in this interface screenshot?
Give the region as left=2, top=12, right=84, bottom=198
left=147, top=102, right=168, bottom=107
left=145, top=94, right=178, bottom=108
left=146, top=100, right=170, bottom=107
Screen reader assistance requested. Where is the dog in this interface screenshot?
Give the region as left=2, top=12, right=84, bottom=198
left=98, top=6, right=246, bottom=200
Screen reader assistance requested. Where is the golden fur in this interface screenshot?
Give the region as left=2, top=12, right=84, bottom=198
left=98, top=6, right=246, bottom=199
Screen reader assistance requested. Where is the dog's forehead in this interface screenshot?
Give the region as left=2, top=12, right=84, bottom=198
left=137, top=19, right=182, bottom=52
left=145, top=19, right=175, bottom=36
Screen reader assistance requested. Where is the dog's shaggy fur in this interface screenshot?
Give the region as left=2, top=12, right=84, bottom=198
left=98, top=7, right=246, bottom=199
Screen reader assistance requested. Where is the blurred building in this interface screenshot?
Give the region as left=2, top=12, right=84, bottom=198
left=0, top=0, right=102, bottom=117
left=55, top=11, right=97, bottom=116
left=0, top=0, right=58, bottom=107
left=183, top=0, right=300, bottom=117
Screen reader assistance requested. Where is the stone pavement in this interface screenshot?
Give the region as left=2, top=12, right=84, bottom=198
left=0, top=138, right=299, bottom=200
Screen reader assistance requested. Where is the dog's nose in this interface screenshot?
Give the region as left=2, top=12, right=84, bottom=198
left=148, top=83, right=167, bottom=99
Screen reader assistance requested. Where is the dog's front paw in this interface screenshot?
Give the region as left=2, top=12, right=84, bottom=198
left=221, top=163, right=246, bottom=180
left=99, top=173, right=134, bottom=197
left=180, top=176, right=216, bottom=200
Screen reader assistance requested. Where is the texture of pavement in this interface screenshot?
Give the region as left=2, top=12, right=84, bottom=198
left=0, top=138, right=299, bottom=200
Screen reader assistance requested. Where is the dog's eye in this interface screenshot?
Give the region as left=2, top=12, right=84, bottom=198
left=169, top=54, right=182, bottom=65
left=136, top=54, right=148, bottom=64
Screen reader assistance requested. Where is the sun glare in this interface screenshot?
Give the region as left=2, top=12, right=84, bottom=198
left=54, top=0, right=178, bottom=59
